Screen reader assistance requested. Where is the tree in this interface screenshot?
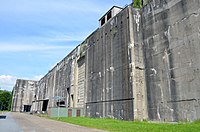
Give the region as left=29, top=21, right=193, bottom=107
left=0, top=90, right=12, bottom=111
left=133, top=0, right=142, bottom=8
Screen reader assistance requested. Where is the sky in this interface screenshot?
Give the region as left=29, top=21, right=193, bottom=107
left=0, top=0, right=131, bottom=91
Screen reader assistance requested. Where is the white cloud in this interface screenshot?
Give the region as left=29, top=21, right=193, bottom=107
left=0, top=0, right=102, bottom=15
left=0, top=43, right=76, bottom=52
left=47, top=35, right=85, bottom=42
left=33, top=75, right=43, bottom=81
left=0, top=75, right=17, bottom=91
left=0, top=75, right=44, bottom=91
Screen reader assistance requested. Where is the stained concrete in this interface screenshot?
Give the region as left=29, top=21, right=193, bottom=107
left=12, top=44, right=87, bottom=114
left=12, top=79, right=37, bottom=112
left=142, top=0, right=200, bottom=121
left=84, top=6, right=148, bottom=120
left=12, top=0, right=200, bottom=122
left=85, top=7, right=134, bottom=120
left=34, top=45, right=87, bottom=112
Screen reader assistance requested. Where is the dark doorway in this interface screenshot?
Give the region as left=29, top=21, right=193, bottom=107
left=23, top=105, right=31, bottom=112
left=42, top=100, right=49, bottom=111
left=67, top=88, right=70, bottom=107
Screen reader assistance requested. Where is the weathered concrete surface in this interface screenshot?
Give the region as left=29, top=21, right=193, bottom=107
left=35, top=44, right=87, bottom=112
left=129, top=7, right=148, bottom=120
left=85, top=7, right=133, bottom=120
left=12, top=79, right=37, bottom=112
left=85, top=6, right=147, bottom=121
left=142, top=0, right=200, bottom=121
left=11, top=0, right=200, bottom=122
left=12, top=44, right=87, bottom=114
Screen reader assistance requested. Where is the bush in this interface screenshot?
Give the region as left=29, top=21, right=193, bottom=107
left=133, top=0, right=142, bottom=8
left=0, top=90, right=12, bottom=111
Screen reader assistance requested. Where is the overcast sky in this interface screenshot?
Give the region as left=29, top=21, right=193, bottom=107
left=0, top=0, right=131, bottom=91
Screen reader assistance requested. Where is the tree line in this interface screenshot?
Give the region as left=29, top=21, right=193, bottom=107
left=0, top=90, right=12, bottom=111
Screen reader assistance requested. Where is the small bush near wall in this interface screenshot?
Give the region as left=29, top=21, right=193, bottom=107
left=133, top=0, right=142, bottom=8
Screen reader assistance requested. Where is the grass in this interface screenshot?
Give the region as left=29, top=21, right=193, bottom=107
left=0, top=110, right=10, bottom=112
left=36, top=113, right=48, bottom=118
left=49, top=117, right=200, bottom=132
left=0, top=110, right=10, bottom=113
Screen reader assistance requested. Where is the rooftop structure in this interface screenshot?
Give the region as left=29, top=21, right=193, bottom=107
left=99, top=6, right=123, bottom=27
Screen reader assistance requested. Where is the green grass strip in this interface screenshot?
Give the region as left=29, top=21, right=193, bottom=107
left=50, top=117, right=200, bottom=132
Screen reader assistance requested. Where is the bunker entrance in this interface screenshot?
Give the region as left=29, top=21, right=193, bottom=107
left=24, top=105, right=31, bottom=112
left=42, top=100, right=49, bottom=111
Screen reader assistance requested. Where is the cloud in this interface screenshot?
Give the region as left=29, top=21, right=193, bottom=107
left=47, top=35, right=85, bottom=42
left=0, top=0, right=102, bottom=15
left=0, top=74, right=44, bottom=91
left=33, top=75, right=43, bottom=81
left=0, top=75, right=17, bottom=91
left=0, top=43, right=76, bottom=52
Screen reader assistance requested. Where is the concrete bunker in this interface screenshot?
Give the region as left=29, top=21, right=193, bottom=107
left=23, top=105, right=31, bottom=112
left=11, top=0, right=200, bottom=122
left=99, top=6, right=123, bottom=27
left=32, top=99, right=49, bottom=113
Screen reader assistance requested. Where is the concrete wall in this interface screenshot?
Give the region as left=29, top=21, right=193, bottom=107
left=77, top=56, right=86, bottom=108
left=35, top=44, right=86, bottom=112
left=85, top=6, right=147, bottom=120
left=12, top=79, right=37, bottom=112
left=85, top=7, right=134, bottom=120
left=12, top=44, right=86, bottom=113
left=11, top=0, right=200, bottom=122
left=142, top=0, right=200, bottom=121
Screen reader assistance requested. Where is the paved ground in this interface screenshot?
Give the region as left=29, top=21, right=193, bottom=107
left=0, top=112, right=105, bottom=132
left=0, top=112, right=21, bottom=132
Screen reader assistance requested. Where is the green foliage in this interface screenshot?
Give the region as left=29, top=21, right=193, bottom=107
left=37, top=113, right=48, bottom=118
left=133, top=0, right=142, bottom=8
left=51, top=117, right=200, bottom=132
left=0, top=90, right=12, bottom=111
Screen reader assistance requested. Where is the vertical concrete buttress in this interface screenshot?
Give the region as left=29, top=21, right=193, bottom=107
left=128, top=6, right=148, bottom=120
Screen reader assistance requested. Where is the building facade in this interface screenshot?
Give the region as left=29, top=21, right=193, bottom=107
left=12, top=0, right=200, bottom=121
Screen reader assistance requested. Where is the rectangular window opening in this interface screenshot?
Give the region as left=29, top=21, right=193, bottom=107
left=101, top=17, right=105, bottom=26
left=107, top=11, right=112, bottom=21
